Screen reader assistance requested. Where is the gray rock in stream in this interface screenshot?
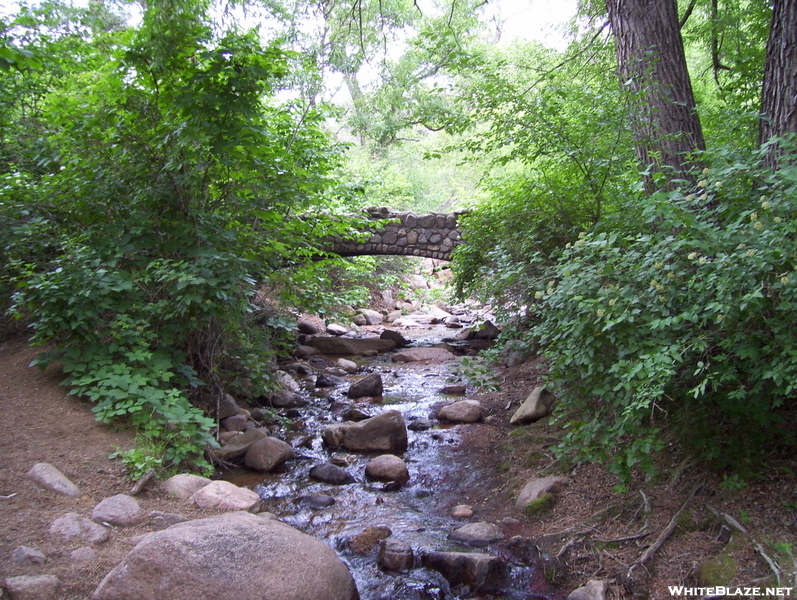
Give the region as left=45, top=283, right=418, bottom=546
left=377, top=538, right=414, bottom=572
left=293, top=494, right=336, bottom=509
left=438, top=400, right=483, bottom=423
left=307, top=337, right=395, bottom=355
left=422, top=551, right=509, bottom=592
left=346, top=372, right=383, bottom=398
left=380, top=329, right=409, bottom=347
left=316, top=373, right=345, bottom=387
left=215, top=428, right=270, bottom=461
left=244, top=437, right=293, bottom=472
left=322, top=410, right=408, bottom=453
left=365, top=455, right=409, bottom=484
left=309, top=463, right=355, bottom=485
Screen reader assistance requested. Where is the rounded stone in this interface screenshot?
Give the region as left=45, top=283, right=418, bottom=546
left=438, top=400, right=483, bottom=423
left=91, top=494, right=143, bottom=527
left=244, top=437, right=293, bottom=472
left=377, top=538, right=414, bottom=572
left=450, top=521, right=505, bottom=546
left=90, top=512, right=358, bottom=600
left=365, top=454, right=409, bottom=484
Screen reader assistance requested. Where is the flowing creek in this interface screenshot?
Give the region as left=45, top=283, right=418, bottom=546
left=223, top=322, right=545, bottom=600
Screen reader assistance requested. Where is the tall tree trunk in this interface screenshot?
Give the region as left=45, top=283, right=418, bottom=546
left=342, top=70, right=368, bottom=147
left=759, top=0, right=797, bottom=169
left=605, top=0, right=706, bottom=191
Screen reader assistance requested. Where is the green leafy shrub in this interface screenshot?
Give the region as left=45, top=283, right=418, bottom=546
left=2, top=1, right=348, bottom=471
left=529, top=140, right=797, bottom=483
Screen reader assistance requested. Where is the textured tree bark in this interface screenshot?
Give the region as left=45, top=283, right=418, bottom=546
left=605, top=0, right=705, bottom=190
left=759, top=0, right=797, bottom=168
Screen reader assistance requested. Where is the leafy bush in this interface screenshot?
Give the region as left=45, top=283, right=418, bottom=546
left=2, top=1, right=348, bottom=472
left=529, top=140, right=797, bottom=483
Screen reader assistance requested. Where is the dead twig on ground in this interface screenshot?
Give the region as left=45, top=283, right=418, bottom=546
left=626, top=481, right=704, bottom=581
left=594, top=531, right=651, bottom=545
left=705, top=503, right=748, bottom=533
left=756, top=543, right=782, bottom=588
left=128, top=468, right=156, bottom=496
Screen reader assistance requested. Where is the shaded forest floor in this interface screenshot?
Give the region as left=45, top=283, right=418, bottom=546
left=1, top=335, right=796, bottom=599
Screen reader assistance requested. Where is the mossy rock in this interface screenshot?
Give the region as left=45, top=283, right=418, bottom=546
left=524, top=492, right=556, bottom=518
left=696, top=553, right=736, bottom=586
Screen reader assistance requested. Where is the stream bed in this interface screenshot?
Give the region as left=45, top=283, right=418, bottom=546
left=223, top=322, right=547, bottom=600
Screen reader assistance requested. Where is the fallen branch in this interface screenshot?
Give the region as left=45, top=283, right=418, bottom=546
left=557, top=531, right=590, bottom=559
left=756, top=543, right=782, bottom=588
left=705, top=503, right=748, bottom=533
left=627, top=481, right=704, bottom=580
left=594, top=530, right=651, bottom=545
left=128, top=468, right=156, bottom=496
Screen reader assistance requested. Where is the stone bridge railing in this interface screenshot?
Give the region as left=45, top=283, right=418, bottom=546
left=326, top=207, right=465, bottom=261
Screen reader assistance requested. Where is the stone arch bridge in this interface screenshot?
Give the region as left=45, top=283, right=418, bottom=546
left=325, top=207, right=465, bottom=261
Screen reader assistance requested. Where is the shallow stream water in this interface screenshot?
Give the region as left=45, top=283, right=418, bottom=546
left=224, top=324, right=544, bottom=600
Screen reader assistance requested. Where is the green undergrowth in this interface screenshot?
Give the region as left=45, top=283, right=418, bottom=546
left=477, top=141, right=797, bottom=487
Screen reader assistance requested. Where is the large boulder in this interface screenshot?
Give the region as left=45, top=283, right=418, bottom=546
left=347, top=373, right=384, bottom=398
left=510, top=386, right=556, bottom=425
left=244, top=437, right=293, bottom=472
left=322, top=410, right=407, bottom=453
left=365, top=455, right=409, bottom=484
left=515, top=476, right=570, bottom=510
left=215, top=428, right=269, bottom=461
left=360, top=309, right=383, bottom=325
left=91, top=512, right=359, bottom=600
left=380, top=329, right=409, bottom=347
left=438, top=400, right=483, bottom=423
left=422, top=551, right=509, bottom=592
left=188, top=481, right=261, bottom=512
left=162, top=474, right=212, bottom=501
left=307, top=337, right=395, bottom=356
left=391, top=347, right=455, bottom=362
